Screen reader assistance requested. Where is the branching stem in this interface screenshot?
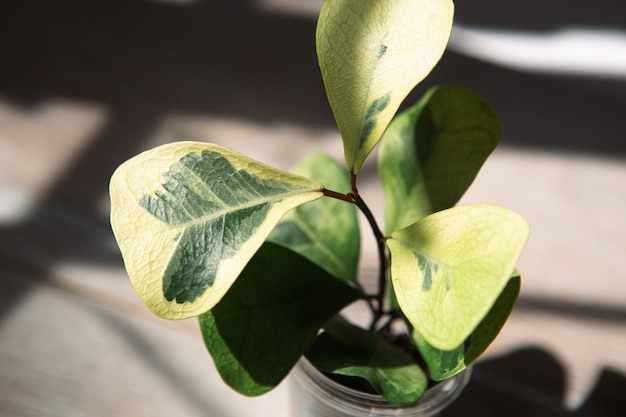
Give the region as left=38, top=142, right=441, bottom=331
left=322, top=188, right=355, bottom=203
left=349, top=172, right=389, bottom=325
left=322, top=172, right=390, bottom=330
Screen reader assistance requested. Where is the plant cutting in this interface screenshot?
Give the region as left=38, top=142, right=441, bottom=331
left=110, top=0, right=529, bottom=412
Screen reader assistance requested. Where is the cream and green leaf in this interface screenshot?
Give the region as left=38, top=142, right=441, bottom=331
left=317, top=0, right=454, bottom=173
left=387, top=204, right=529, bottom=350
left=413, top=273, right=521, bottom=380
left=267, top=153, right=360, bottom=282
left=379, top=85, right=502, bottom=234
left=110, top=142, right=323, bottom=319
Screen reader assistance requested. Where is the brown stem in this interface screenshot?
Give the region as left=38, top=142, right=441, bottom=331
left=323, top=173, right=389, bottom=328
left=322, top=187, right=378, bottom=317
left=349, top=172, right=389, bottom=323
left=322, top=188, right=355, bottom=203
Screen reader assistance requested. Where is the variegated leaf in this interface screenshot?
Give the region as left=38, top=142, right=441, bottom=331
left=110, top=142, right=323, bottom=319
left=387, top=204, right=529, bottom=350
left=413, top=273, right=521, bottom=380
left=316, top=0, right=454, bottom=173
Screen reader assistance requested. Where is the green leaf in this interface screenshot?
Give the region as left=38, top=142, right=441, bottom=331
left=387, top=204, right=529, bottom=350
left=413, top=273, right=521, bottom=380
left=379, top=85, right=502, bottom=235
left=316, top=0, right=454, bottom=173
left=110, top=142, right=323, bottom=319
left=308, top=316, right=428, bottom=405
left=198, top=243, right=359, bottom=396
left=268, top=153, right=360, bottom=282
left=307, top=316, right=428, bottom=405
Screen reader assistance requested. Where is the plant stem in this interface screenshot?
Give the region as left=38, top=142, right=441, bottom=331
left=349, top=172, right=389, bottom=324
left=373, top=313, right=395, bottom=334
left=322, top=187, right=378, bottom=317
left=322, top=188, right=355, bottom=203
left=323, top=174, right=390, bottom=329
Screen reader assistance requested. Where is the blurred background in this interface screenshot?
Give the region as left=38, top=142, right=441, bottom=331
left=1, top=0, right=625, bottom=416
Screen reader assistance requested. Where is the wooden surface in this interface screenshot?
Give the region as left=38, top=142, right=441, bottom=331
left=2, top=1, right=626, bottom=416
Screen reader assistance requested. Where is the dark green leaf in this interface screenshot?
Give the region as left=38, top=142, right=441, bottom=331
left=306, top=315, right=428, bottom=405
left=198, top=243, right=359, bottom=396
left=379, top=85, right=502, bottom=234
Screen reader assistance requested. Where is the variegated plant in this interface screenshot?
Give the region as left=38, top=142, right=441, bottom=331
left=110, top=0, right=529, bottom=405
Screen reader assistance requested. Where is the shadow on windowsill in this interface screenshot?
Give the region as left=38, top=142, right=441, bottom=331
left=444, top=347, right=625, bottom=417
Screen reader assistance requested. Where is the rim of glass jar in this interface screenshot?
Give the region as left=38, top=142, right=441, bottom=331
left=294, top=357, right=472, bottom=413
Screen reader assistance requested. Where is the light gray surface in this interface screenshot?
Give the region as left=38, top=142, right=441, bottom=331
left=1, top=1, right=625, bottom=416
left=1, top=114, right=625, bottom=415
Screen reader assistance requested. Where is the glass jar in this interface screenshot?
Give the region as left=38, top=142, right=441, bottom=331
left=289, top=358, right=471, bottom=417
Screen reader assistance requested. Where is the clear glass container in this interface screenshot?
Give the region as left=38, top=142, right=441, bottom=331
left=290, top=358, right=471, bottom=417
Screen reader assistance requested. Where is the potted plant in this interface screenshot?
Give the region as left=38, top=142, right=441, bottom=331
left=109, top=0, right=529, bottom=415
